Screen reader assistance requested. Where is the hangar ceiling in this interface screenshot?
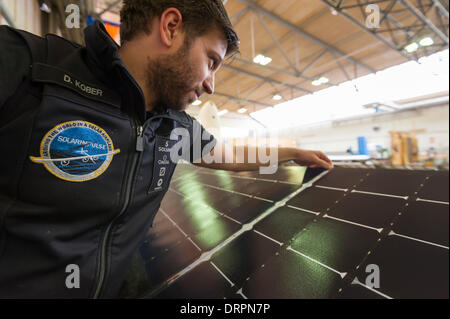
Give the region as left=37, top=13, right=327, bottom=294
left=87, top=0, right=450, bottom=113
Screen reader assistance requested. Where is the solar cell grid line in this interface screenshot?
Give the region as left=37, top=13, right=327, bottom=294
left=143, top=169, right=330, bottom=298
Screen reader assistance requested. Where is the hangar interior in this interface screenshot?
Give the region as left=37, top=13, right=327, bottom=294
left=0, top=0, right=448, bottom=299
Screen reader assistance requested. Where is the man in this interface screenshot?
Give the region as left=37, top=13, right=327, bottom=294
left=0, top=0, right=332, bottom=298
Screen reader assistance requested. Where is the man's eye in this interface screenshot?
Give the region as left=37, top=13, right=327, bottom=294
left=210, top=59, right=216, bottom=70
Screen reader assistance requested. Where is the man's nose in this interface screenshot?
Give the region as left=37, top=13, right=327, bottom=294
left=203, top=74, right=215, bottom=95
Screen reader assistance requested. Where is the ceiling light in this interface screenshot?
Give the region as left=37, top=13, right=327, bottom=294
left=238, top=108, right=247, bottom=114
left=404, top=42, right=419, bottom=53
left=253, top=54, right=272, bottom=66
left=331, top=9, right=338, bottom=16
left=312, top=77, right=329, bottom=86
left=318, top=77, right=329, bottom=84
left=192, top=100, right=202, bottom=106
left=218, top=109, right=228, bottom=116
left=272, top=94, right=282, bottom=101
left=419, top=37, right=434, bottom=47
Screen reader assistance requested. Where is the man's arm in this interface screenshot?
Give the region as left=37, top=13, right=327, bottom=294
left=192, top=142, right=333, bottom=172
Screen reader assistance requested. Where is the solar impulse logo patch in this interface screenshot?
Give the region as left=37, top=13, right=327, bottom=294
left=30, top=121, right=120, bottom=182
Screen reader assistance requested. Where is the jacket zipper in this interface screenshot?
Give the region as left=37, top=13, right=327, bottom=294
left=92, top=120, right=144, bottom=299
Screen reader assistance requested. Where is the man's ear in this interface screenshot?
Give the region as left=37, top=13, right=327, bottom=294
left=159, top=8, right=183, bottom=48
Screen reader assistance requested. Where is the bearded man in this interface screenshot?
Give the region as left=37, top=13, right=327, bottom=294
left=0, top=0, right=332, bottom=298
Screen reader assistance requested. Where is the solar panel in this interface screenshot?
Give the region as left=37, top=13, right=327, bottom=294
left=118, top=164, right=449, bottom=299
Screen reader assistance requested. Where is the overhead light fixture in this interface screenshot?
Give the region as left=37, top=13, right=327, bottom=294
left=312, top=76, right=329, bottom=86
left=238, top=108, right=248, bottom=114
left=331, top=9, right=338, bottom=16
left=272, top=94, right=282, bottom=101
left=218, top=109, right=229, bottom=116
left=191, top=100, right=202, bottom=106
left=404, top=42, right=419, bottom=53
left=319, top=77, right=329, bottom=84
left=39, top=1, right=51, bottom=13
left=253, top=54, right=272, bottom=66
left=419, top=37, right=434, bottom=47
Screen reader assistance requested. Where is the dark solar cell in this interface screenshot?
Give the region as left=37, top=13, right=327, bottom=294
left=242, top=249, right=343, bottom=299
left=417, top=171, right=449, bottom=202
left=168, top=205, right=221, bottom=238
left=145, top=239, right=202, bottom=289
left=286, top=186, right=346, bottom=213
left=234, top=166, right=307, bottom=184
left=356, top=169, right=431, bottom=197
left=327, top=192, right=405, bottom=228
left=196, top=172, right=235, bottom=185
left=209, top=192, right=250, bottom=214
left=210, top=231, right=280, bottom=287
left=393, top=201, right=449, bottom=247
left=225, top=179, right=262, bottom=195
left=224, top=197, right=273, bottom=223
left=155, top=262, right=235, bottom=299
left=315, top=167, right=370, bottom=189
left=190, top=216, right=241, bottom=251
left=254, top=182, right=301, bottom=201
left=141, top=222, right=186, bottom=260
left=336, top=284, right=385, bottom=299
left=254, top=206, right=315, bottom=243
left=290, top=218, right=380, bottom=272
left=354, top=236, right=449, bottom=299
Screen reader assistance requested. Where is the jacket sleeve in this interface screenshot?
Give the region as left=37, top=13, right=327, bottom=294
left=0, top=26, right=31, bottom=109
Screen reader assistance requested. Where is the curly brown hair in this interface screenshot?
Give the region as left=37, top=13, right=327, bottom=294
left=120, top=0, right=239, bottom=57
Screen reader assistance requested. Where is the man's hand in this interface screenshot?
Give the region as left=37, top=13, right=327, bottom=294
left=293, top=149, right=333, bottom=169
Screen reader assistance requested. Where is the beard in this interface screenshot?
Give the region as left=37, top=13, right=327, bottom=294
left=145, top=40, right=198, bottom=112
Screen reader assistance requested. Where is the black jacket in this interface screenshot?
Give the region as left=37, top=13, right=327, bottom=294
left=0, top=21, right=215, bottom=298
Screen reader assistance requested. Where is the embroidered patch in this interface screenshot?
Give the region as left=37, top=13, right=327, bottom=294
left=30, top=121, right=120, bottom=182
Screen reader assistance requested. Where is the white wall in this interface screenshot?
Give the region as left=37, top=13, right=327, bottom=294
left=273, top=103, right=449, bottom=156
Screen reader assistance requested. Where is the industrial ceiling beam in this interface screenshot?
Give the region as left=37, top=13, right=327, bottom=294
left=254, top=11, right=301, bottom=75
left=236, top=0, right=376, bottom=74
left=223, top=64, right=311, bottom=93
left=321, top=0, right=413, bottom=60
left=432, top=0, right=449, bottom=19
left=214, top=92, right=273, bottom=107
left=399, top=0, right=449, bottom=44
